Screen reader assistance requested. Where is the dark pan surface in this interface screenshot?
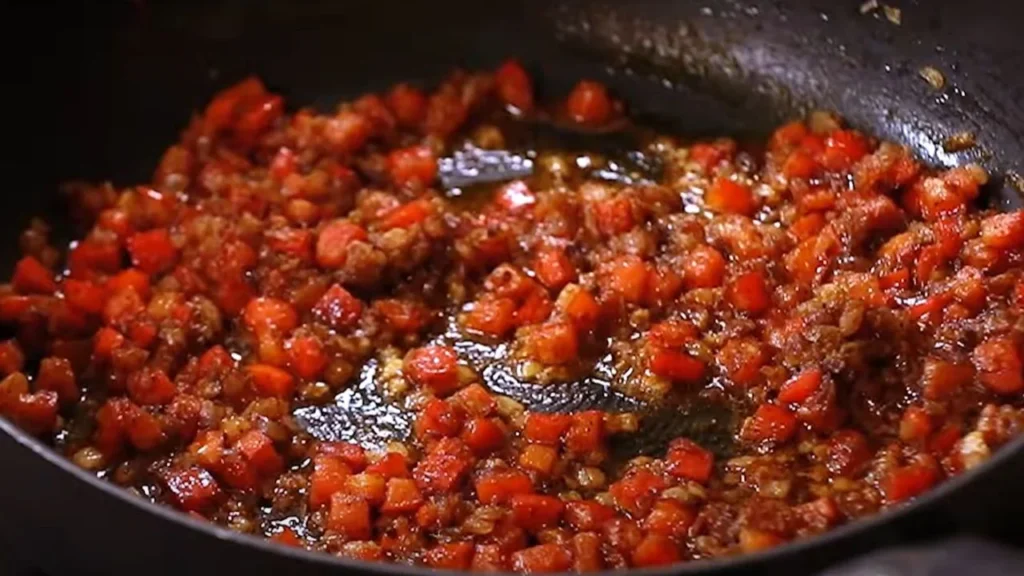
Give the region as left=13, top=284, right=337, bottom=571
left=3, top=1, right=1024, bottom=575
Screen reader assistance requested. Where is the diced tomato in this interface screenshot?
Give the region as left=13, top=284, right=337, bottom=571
left=521, top=321, right=578, bottom=365
left=643, top=499, right=696, bottom=539
left=883, top=462, right=939, bottom=503
left=93, top=327, right=125, bottom=361
left=706, top=177, right=757, bottom=216
left=36, top=357, right=78, bottom=404
left=309, top=454, right=352, bottom=508
left=236, top=429, right=283, bottom=476
left=684, top=245, right=726, bottom=289
left=665, top=438, right=715, bottom=483
left=511, top=543, right=573, bottom=574
left=517, top=443, right=559, bottom=475
left=380, top=199, right=432, bottom=230
left=381, top=476, right=424, bottom=513
left=127, top=228, right=177, bottom=275
left=12, top=256, right=56, bottom=295
left=609, top=468, right=667, bottom=517
left=980, top=212, right=1024, bottom=250
left=564, top=411, right=604, bottom=453
left=247, top=364, right=296, bottom=397
left=462, top=417, right=505, bottom=455
left=533, top=247, right=576, bottom=291
left=413, top=437, right=473, bottom=494
left=741, top=404, right=798, bottom=444
left=388, top=146, right=437, bottom=187
left=564, top=500, right=616, bottom=531
left=718, top=338, right=767, bottom=387
left=126, top=367, right=176, bottom=406
left=495, top=59, right=534, bottom=112
left=632, top=534, right=681, bottom=567
left=728, top=271, right=771, bottom=315
left=822, top=130, right=869, bottom=171
left=510, top=494, right=564, bottom=532
left=386, top=83, right=428, bottom=128
left=324, top=110, right=373, bottom=154
left=404, top=345, right=461, bottom=396
left=475, top=469, right=533, bottom=504
left=163, top=467, right=222, bottom=512
left=315, top=219, right=368, bottom=269
left=972, top=337, right=1024, bottom=395
left=243, top=297, right=298, bottom=337
left=312, top=284, right=363, bottom=331
left=327, top=493, right=372, bottom=539
left=425, top=542, right=475, bottom=570
left=566, top=80, right=612, bottom=125
left=778, top=368, right=823, bottom=405
left=68, top=240, right=123, bottom=279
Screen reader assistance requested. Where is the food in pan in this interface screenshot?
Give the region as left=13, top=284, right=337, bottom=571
left=0, top=61, right=1022, bottom=571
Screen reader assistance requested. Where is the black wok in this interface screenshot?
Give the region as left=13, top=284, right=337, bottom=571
left=2, top=1, right=1023, bottom=574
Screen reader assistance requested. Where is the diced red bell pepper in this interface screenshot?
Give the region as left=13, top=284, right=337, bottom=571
left=36, top=356, right=78, bottom=404
left=461, top=417, right=506, bottom=455
left=524, top=412, right=573, bottom=445
left=163, top=467, right=222, bottom=512
left=388, top=146, right=437, bottom=187
left=106, top=269, right=151, bottom=300
left=425, top=542, right=475, bottom=570
left=533, top=246, right=576, bottom=291
left=12, top=256, right=56, bottom=295
left=778, top=368, right=823, bottom=405
left=343, top=472, right=386, bottom=506
left=821, top=130, right=869, bottom=171
left=600, top=255, right=650, bottom=304
left=510, top=493, right=565, bottom=532
left=243, top=297, right=298, bottom=337
left=323, top=110, right=373, bottom=155
left=380, top=199, right=432, bottom=230
left=683, top=245, right=726, bottom=289
left=451, top=383, right=496, bottom=417
left=728, top=271, right=771, bottom=315
left=559, top=285, right=600, bottom=332
left=609, top=468, right=667, bottom=517
left=706, top=177, right=757, bottom=216
left=326, top=493, right=372, bottom=539
left=236, top=429, right=283, bottom=476
left=315, top=219, right=368, bottom=269
left=564, top=411, right=604, bottom=453
left=972, top=336, right=1024, bottom=395
left=980, top=211, right=1024, bottom=250
left=126, top=367, right=176, bottom=406
left=475, top=469, right=534, bottom=504
left=643, top=499, right=696, bottom=539
left=246, top=364, right=296, bottom=397
left=564, top=500, right=616, bottom=531
left=883, top=462, right=939, bottom=503
left=517, top=443, right=559, bottom=475
left=632, top=534, right=681, bottom=567
left=665, top=438, right=715, bottom=483
left=0, top=340, right=24, bottom=375
left=567, top=80, right=612, bottom=125
left=63, top=279, right=109, bottom=315
left=380, top=477, right=424, bottom=513
left=309, top=454, right=352, bottom=509
left=741, top=403, right=798, bottom=444
left=522, top=321, right=579, bottom=365
left=386, top=83, right=428, bottom=128
left=649, top=348, right=705, bottom=383
left=404, top=345, right=461, bottom=396
left=412, top=437, right=473, bottom=494
left=286, top=333, right=327, bottom=380
left=464, top=297, right=518, bottom=337
left=127, top=228, right=178, bottom=275
left=495, top=59, right=534, bottom=112
left=593, top=196, right=636, bottom=236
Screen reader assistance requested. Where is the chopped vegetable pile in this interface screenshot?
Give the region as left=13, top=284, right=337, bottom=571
left=1, top=60, right=1022, bottom=571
